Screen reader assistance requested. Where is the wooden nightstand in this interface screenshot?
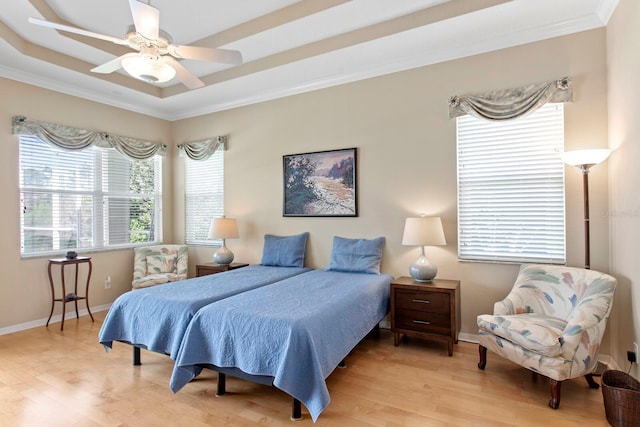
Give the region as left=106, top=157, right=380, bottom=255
left=196, top=262, right=249, bottom=277
left=390, top=276, right=461, bottom=356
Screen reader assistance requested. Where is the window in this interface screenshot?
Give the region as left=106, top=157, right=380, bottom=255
left=456, top=103, right=566, bottom=264
left=19, top=135, right=162, bottom=257
left=184, top=149, right=224, bottom=245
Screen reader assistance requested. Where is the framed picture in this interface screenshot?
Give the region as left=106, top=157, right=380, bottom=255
left=283, top=147, right=357, bottom=217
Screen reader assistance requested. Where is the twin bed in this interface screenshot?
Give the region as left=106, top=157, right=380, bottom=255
left=99, top=234, right=392, bottom=422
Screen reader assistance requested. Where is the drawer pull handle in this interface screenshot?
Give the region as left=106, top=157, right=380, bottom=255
left=413, top=320, right=431, bottom=325
left=412, top=299, right=430, bottom=304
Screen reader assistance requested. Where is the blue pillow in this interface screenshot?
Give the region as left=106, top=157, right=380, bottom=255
left=261, top=232, right=309, bottom=267
left=327, top=236, right=385, bottom=274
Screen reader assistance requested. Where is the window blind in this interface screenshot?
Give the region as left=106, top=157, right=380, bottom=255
left=457, top=103, right=566, bottom=264
left=19, top=135, right=162, bottom=256
left=184, top=149, right=224, bottom=245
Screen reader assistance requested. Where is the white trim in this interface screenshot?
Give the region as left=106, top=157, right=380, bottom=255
left=0, top=303, right=110, bottom=336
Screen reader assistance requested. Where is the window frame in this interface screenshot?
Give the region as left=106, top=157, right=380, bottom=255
left=19, top=135, right=163, bottom=258
left=184, top=148, right=225, bottom=246
left=456, top=103, right=566, bottom=265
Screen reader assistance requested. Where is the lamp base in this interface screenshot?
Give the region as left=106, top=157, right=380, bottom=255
left=213, top=244, right=234, bottom=266
left=409, top=251, right=437, bottom=283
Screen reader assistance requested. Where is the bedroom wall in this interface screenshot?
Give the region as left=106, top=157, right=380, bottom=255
left=0, top=28, right=614, bottom=343
left=606, top=0, right=640, bottom=378
left=171, top=29, right=611, bottom=339
left=0, top=78, right=173, bottom=331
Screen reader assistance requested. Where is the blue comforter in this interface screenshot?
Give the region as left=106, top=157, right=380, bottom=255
left=98, top=265, right=311, bottom=358
left=170, top=269, right=392, bottom=422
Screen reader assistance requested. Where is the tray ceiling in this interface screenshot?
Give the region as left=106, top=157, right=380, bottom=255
left=0, top=0, right=618, bottom=120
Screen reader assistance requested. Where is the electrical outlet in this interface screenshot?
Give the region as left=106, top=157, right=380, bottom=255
left=104, top=276, right=111, bottom=289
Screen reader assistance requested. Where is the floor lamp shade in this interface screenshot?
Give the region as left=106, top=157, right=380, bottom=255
left=563, top=148, right=611, bottom=269
left=208, top=218, right=239, bottom=265
left=402, top=217, right=446, bottom=282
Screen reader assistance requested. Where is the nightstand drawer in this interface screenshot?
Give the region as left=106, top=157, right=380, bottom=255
left=394, top=289, right=449, bottom=313
left=394, top=309, right=451, bottom=335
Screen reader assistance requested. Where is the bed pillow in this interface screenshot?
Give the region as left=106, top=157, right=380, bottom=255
left=146, top=254, right=178, bottom=274
left=261, top=232, right=309, bottom=267
left=327, top=236, right=385, bottom=274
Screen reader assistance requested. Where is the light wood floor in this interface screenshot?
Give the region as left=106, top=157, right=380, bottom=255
left=0, top=312, right=610, bottom=426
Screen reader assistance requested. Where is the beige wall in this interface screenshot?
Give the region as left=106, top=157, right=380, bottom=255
left=0, top=79, right=172, bottom=330
left=607, top=0, right=640, bottom=378
left=1, top=28, right=619, bottom=351
left=172, top=29, right=610, bottom=338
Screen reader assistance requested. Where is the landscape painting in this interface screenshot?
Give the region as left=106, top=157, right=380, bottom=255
left=283, top=148, right=357, bottom=217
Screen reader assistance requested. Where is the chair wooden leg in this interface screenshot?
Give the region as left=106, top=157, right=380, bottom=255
left=585, top=374, right=600, bottom=389
left=478, top=345, right=487, bottom=370
left=548, top=379, right=561, bottom=409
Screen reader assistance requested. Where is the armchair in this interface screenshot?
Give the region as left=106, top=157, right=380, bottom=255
left=132, top=244, right=188, bottom=289
left=477, top=264, right=616, bottom=409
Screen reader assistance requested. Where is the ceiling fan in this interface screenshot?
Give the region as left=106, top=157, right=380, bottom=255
left=28, top=0, right=243, bottom=89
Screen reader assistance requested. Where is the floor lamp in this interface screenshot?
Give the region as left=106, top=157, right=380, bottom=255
left=563, top=149, right=611, bottom=269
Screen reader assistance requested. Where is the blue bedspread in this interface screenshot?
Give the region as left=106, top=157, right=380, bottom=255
left=98, top=265, right=311, bottom=358
left=170, top=269, right=392, bottom=422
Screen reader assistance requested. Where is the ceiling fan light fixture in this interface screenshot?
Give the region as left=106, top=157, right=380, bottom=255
left=121, top=55, right=175, bottom=83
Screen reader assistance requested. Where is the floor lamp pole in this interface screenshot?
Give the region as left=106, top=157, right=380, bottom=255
left=563, top=148, right=611, bottom=271
left=580, top=165, right=591, bottom=269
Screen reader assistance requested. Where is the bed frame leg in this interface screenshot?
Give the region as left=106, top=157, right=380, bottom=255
left=290, top=398, right=302, bottom=421
left=133, top=346, right=141, bottom=366
left=216, top=372, right=226, bottom=396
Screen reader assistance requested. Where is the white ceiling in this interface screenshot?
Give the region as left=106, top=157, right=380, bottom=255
left=0, top=0, right=619, bottom=121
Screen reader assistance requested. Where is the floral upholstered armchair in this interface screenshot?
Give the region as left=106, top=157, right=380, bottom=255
left=477, top=264, right=616, bottom=409
left=132, top=245, right=188, bottom=289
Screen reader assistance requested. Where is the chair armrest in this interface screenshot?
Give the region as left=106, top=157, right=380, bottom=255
left=493, top=298, right=515, bottom=315
left=560, top=294, right=613, bottom=361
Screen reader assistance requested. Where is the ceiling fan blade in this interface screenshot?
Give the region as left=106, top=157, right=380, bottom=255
left=161, top=56, right=204, bottom=89
left=168, top=45, right=243, bottom=65
left=91, top=53, right=139, bottom=73
left=28, top=17, right=128, bottom=45
left=128, top=0, right=160, bottom=40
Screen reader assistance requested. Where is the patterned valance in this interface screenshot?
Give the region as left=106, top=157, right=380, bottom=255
left=177, top=136, right=226, bottom=160
left=449, top=77, right=572, bottom=121
left=12, top=116, right=167, bottom=159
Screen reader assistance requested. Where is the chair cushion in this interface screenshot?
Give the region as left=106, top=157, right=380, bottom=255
left=132, top=273, right=182, bottom=289
left=477, top=313, right=567, bottom=358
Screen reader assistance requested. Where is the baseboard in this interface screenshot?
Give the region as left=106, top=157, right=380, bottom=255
left=0, top=303, right=111, bottom=336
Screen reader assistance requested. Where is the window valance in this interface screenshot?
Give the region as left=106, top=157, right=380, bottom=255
left=177, top=136, right=226, bottom=160
left=448, top=77, right=572, bottom=121
left=12, top=115, right=167, bottom=159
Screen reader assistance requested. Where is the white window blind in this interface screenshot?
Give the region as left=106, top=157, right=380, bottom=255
left=184, top=149, right=224, bottom=245
left=457, top=103, right=566, bottom=264
left=19, top=135, right=162, bottom=257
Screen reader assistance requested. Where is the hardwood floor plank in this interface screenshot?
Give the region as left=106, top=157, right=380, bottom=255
left=0, top=313, right=610, bottom=426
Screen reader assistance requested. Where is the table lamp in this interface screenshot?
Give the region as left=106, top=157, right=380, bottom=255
left=208, top=218, right=239, bottom=265
left=402, top=217, right=446, bottom=282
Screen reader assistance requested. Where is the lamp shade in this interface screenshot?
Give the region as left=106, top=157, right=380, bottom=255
left=402, top=217, right=446, bottom=247
left=563, top=149, right=611, bottom=167
left=208, top=218, right=239, bottom=239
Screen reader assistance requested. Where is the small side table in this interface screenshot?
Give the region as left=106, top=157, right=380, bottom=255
left=47, top=257, right=94, bottom=331
left=196, top=262, right=249, bottom=277
left=390, top=276, right=460, bottom=356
